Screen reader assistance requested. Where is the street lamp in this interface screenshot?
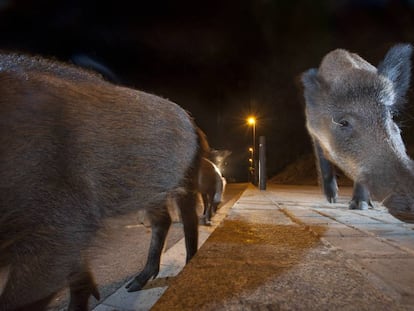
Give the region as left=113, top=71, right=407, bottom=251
left=247, top=116, right=256, bottom=126
left=247, top=116, right=256, bottom=184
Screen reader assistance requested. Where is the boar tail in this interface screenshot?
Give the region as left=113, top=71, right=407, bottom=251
left=196, top=126, right=210, bottom=159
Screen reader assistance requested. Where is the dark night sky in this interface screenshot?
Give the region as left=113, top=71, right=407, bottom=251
left=1, top=0, right=414, bottom=181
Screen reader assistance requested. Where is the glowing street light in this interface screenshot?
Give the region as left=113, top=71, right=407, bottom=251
left=247, top=117, right=256, bottom=126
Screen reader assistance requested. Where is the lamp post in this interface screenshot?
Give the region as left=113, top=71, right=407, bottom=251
left=247, top=116, right=256, bottom=184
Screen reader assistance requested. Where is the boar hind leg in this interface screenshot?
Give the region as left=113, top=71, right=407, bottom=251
left=177, top=188, right=199, bottom=263
left=68, top=264, right=100, bottom=311
left=126, top=206, right=172, bottom=292
left=202, top=193, right=212, bottom=226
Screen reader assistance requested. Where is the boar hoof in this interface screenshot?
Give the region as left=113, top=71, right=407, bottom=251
left=323, top=179, right=338, bottom=204
left=126, top=275, right=151, bottom=292
left=324, top=188, right=337, bottom=203
left=349, top=200, right=369, bottom=210
left=202, top=215, right=212, bottom=226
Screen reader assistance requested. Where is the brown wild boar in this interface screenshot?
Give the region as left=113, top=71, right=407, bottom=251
left=0, top=53, right=208, bottom=310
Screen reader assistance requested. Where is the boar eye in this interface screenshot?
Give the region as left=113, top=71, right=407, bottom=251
left=339, top=120, right=349, bottom=127
left=332, top=118, right=350, bottom=127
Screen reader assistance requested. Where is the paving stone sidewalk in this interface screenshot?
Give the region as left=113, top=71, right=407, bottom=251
left=153, top=184, right=414, bottom=311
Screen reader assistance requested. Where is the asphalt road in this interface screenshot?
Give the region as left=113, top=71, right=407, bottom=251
left=48, top=183, right=246, bottom=311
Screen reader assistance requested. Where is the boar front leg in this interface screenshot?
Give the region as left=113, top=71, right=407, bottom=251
left=313, top=139, right=338, bottom=203
left=314, top=139, right=371, bottom=210
left=349, top=182, right=371, bottom=210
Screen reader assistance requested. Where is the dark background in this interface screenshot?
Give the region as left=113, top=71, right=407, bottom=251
left=1, top=0, right=414, bottom=181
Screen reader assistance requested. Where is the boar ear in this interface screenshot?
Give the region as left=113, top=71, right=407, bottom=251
left=378, top=44, right=412, bottom=106
left=301, top=68, right=324, bottom=106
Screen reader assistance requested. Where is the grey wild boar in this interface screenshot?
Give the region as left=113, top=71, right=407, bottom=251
left=0, top=53, right=208, bottom=310
left=302, top=44, right=414, bottom=223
